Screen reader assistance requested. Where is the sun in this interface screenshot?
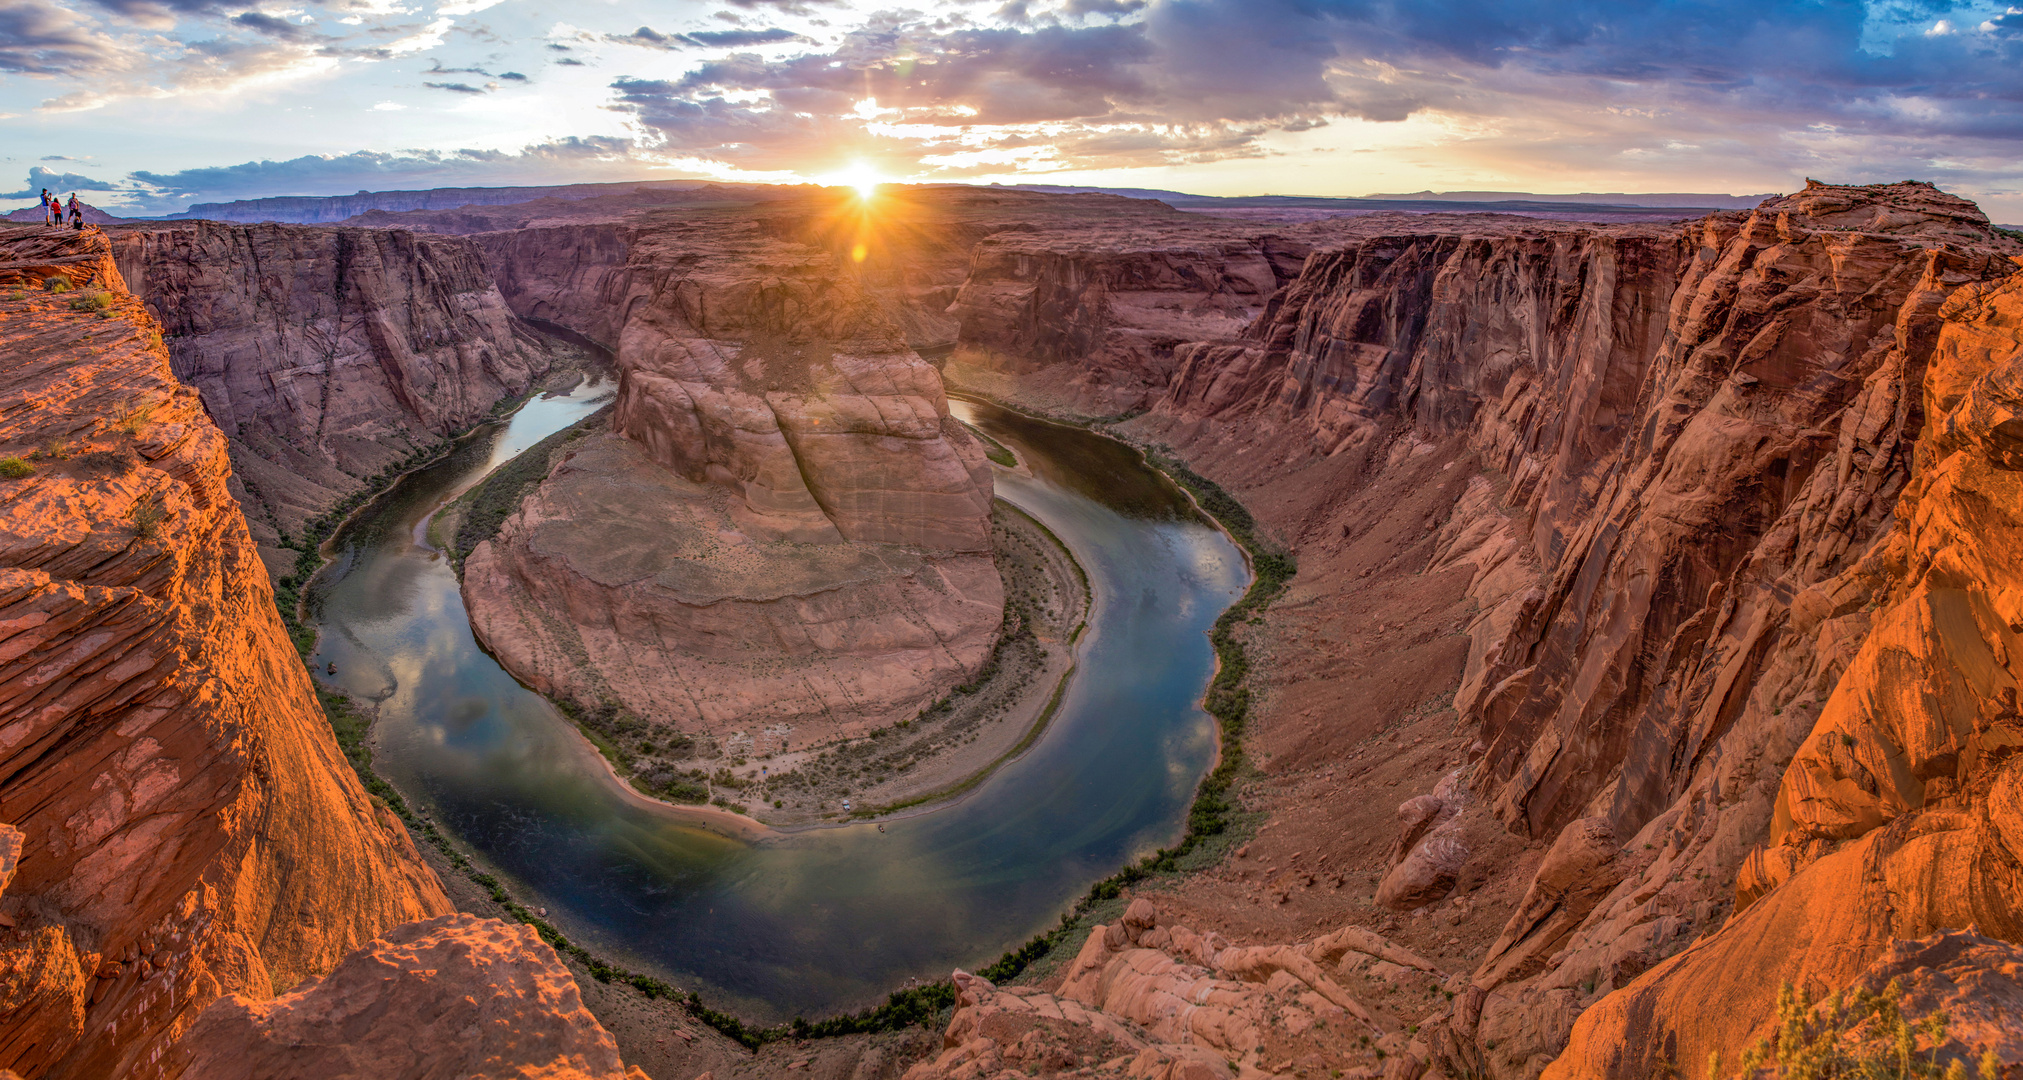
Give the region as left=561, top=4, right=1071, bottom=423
left=822, top=163, right=887, bottom=200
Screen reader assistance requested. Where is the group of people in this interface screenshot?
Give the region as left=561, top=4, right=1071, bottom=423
left=38, top=189, right=85, bottom=229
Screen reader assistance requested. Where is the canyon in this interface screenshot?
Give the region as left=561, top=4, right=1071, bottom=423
left=4, top=176, right=2023, bottom=1080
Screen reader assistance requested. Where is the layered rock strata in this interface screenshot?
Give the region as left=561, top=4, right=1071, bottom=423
left=0, top=227, right=452, bottom=1079
left=463, top=211, right=1004, bottom=742
left=105, top=221, right=558, bottom=572
left=160, top=913, right=649, bottom=1080
left=947, top=230, right=1315, bottom=415
left=903, top=899, right=1448, bottom=1080
left=1546, top=223, right=2023, bottom=1078
left=905, top=914, right=2023, bottom=1080
left=961, top=182, right=2023, bottom=1076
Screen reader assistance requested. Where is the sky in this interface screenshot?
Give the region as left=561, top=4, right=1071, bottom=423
left=4, top=0, right=2023, bottom=219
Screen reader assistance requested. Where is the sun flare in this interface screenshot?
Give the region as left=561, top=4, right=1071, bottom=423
left=823, top=163, right=887, bottom=200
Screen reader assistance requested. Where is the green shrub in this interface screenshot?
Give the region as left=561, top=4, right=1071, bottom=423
left=4, top=290, right=22, bottom=301
left=129, top=496, right=166, bottom=540
left=67, top=291, right=112, bottom=312
left=43, top=276, right=70, bottom=293
left=1715, top=980, right=2000, bottom=1079
left=0, top=457, right=33, bottom=480
left=113, top=401, right=155, bottom=435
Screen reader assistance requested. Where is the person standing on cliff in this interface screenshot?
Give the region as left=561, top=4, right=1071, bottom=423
left=40, top=189, right=54, bottom=225
left=67, top=195, right=83, bottom=230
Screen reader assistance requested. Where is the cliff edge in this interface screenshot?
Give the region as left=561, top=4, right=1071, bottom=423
left=0, top=226, right=452, bottom=1079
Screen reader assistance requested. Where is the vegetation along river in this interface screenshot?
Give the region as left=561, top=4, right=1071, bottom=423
left=308, top=383, right=1248, bottom=1022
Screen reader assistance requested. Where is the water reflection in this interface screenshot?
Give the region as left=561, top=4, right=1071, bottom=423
left=310, top=386, right=1246, bottom=1022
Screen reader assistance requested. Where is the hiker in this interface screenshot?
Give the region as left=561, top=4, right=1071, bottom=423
left=67, top=194, right=82, bottom=230
left=40, top=189, right=54, bottom=225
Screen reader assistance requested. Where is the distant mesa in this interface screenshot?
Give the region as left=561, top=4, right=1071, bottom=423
left=2, top=200, right=123, bottom=224
left=1363, top=188, right=1776, bottom=208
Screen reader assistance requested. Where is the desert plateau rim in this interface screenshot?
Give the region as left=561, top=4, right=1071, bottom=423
left=6, top=171, right=2023, bottom=1080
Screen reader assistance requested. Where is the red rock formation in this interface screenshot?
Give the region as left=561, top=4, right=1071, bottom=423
left=0, top=227, right=451, bottom=1079
left=948, top=230, right=1315, bottom=415
left=475, top=223, right=634, bottom=349
left=461, top=202, right=1011, bottom=741
left=958, top=181, right=2023, bottom=1076
left=104, top=221, right=558, bottom=571
left=904, top=899, right=1451, bottom=1080
left=1546, top=227, right=2023, bottom=1079
left=160, top=914, right=649, bottom=1080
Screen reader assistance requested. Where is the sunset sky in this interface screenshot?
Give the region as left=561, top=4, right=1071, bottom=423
left=4, top=0, right=2022, bottom=219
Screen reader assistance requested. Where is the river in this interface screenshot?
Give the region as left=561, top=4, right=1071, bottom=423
left=308, top=383, right=1247, bottom=1021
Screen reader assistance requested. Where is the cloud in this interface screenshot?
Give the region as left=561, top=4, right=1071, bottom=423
left=123, top=136, right=650, bottom=211
left=574, top=0, right=2023, bottom=200
left=80, top=0, right=218, bottom=31
left=607, top=24, right=808, bottom=50
left=0, top=0, right=136, bottom=75
left=423, top=79, right=489, bottom=92
left=230, top=11, right=322, bottom=42
left=605, top=12, right=1323, bottom=174
left=2, top=164, right=125, bottom=198
left=36, top=32, right=338, bottom=110
left=684, top=27, right=807, bottom=46
left=719, top=0, right=843, bottom=14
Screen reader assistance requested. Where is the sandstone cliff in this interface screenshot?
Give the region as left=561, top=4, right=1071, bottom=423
left=953, top=182, right=2023, bottom=1077
left=1546, top=216, right=2023, bottom=1079
left=105, top=221, right=559, bottom=572
left=462, top=204, right=1004, bottom=745
left=161, top=914, right=649, bottom=1080
left=902, top=904, right=2023, bottom=1080
left=948, top=228, right=1315, bottom=416
left=0, top=226, right=453, bottom=1079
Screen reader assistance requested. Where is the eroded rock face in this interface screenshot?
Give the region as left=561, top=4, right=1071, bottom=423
left=475, top=223, right=634, bottom=350
left=1546, top=222, right=2023, bottom=1080
left=949, top=232, right=1313, bottom=416
left=611, top=224, right=995, bottom=551
left=463, top=433, right=1002, bottom=741
left=106, top=221, right=557, bottom=571
left=972, top=181, right=2023, bottom=1076
left=463, top=209, right=1004, bottom=740
left=160, top=914, right=647, bottom=1080
left=0, top=228, right=451, bottom=1079
left=904, top=900, right=1450, bottom=1080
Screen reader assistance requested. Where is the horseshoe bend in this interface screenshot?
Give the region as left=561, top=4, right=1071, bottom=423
left=4, top=176, right=2023, bottom=1080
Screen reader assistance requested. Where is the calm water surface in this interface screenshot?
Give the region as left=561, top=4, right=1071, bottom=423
left=310, top=386, right=1246, bottom=1021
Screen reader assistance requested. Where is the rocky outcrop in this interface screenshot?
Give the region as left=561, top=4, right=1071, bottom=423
left=462, top=432, right=1003, bottom=742
left=463, top=208, right=1003, bottom=743
left=1545, top=221, right=2023, bottom=1079
left=904, top=900, right=1450, bottom=1080
left=949, top=230, right=1315, bottom=416
left=105, top=221, right=558, bottom=572
left=474, top=223, right=634, bottom=350
left=160, top=914, right=648, bottom=1080
left=0, top=227, right=452, bottom=1079
left=972, top=181, right=2023, bottom=1076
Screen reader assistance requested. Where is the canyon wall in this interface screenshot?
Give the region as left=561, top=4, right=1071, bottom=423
left=462, top=211, right=1004, bottom=743
left=1548, top=223, right=2023, bottom=1078
left=0, top=227, right=454, bottom=1078
left=105, top=221, right=558, bottom=571
left=475, top=223, right=635, bottom=350
left=953, top=182, right=2023, bottom=1076
left=948, top=229, right=1315, bottom=416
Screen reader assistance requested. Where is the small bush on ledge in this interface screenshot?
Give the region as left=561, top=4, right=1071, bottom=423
left=1715, top=980, right=2001, bottom=1080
